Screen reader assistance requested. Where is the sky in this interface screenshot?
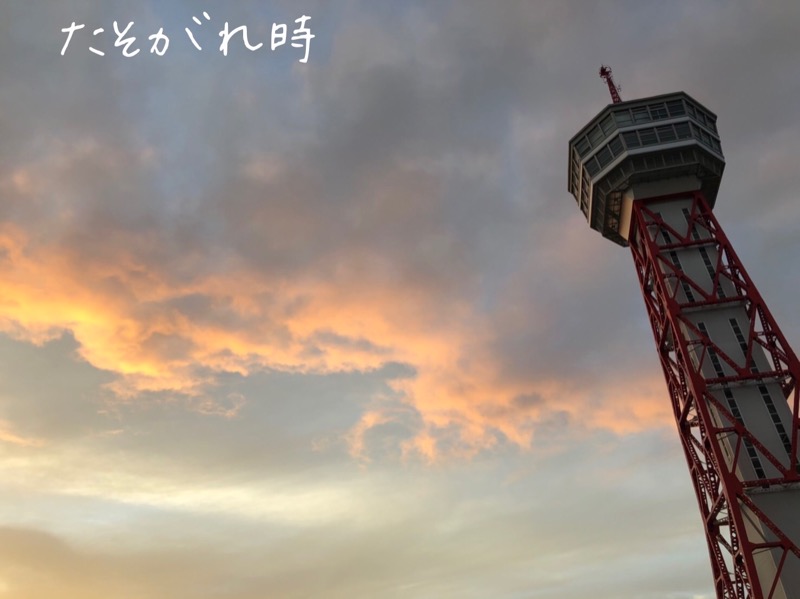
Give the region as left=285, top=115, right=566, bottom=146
left=1, top=1, right=799, bottom=597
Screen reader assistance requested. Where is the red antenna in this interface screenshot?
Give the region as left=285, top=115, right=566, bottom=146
left=599, top=65, right=622, bottom=104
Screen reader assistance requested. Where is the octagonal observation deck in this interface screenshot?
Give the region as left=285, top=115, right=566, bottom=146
left=568, top=92, right=725, bottom=246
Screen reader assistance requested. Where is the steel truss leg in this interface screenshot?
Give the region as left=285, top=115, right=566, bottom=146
left=628, top=191, right=800, bottom=599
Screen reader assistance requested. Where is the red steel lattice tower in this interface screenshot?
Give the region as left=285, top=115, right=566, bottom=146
left=568, top=83, right=800, bottom=598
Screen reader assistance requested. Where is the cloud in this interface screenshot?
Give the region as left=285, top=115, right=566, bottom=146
left=0, top=205, right=672, bottom=457
left=0, top=419, right=43, bottom=447
left=0, top=1, right=702, bottom=464
left=0, top=429, right=713, bottom=598
left=1, top=0, right=798, bottom=466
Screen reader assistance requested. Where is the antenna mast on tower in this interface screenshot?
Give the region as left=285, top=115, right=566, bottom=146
left=599, top=64, right=622, bottom=104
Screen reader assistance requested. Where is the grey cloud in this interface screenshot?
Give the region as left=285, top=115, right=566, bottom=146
left=0, top=429, right=714, bottom=598
left=1, top=0, right=797, bottom=440
left=0, top=334, right=113, bottom=441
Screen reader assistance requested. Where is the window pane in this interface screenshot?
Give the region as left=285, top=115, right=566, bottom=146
left=600, top=114, right=615, bottom=134
left=596, top=146, right=612, bottom=168
left=639, top=128, right=658, bottom=145
left=674, top=122, right=691, bottom=139
left=608, top=135, right=623, bottom=156
left=623, top=131, right=640, bottom=148
left=588, top=125, right=604, bottom=146
left=657, top=125, right=677, bottom=142
left=632, top=107, right=650, bottom=123
left=666, top=100, right=686, bottom=117
left=649, top=104, right=668, bottom=120
left=614, top=110, right=633, bottom=126
left=576, top=137, right=591, bottom=155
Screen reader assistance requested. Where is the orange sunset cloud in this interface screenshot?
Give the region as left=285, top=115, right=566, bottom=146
left=0, top=212, right=671, bottom=461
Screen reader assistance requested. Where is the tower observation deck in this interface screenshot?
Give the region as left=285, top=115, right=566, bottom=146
left=568, top=88, right=800, bottom=597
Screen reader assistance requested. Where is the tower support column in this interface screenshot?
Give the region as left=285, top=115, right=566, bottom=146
left=628, top=191, right=800, bottom=599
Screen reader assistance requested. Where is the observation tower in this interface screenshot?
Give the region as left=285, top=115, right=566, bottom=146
left=567, top=66, right=800, bottom=599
